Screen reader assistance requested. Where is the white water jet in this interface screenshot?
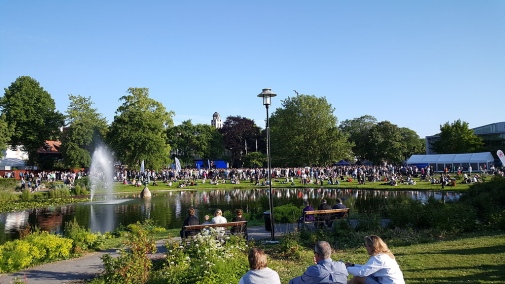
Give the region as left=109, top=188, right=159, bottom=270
left=89, top=145, right=114, bottom=202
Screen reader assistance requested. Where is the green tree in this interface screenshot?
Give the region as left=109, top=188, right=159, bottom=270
left=339, top=115, right=377, bottom=161
left=269, top=94, right=352, bottom=166
left=0, top=76, right=64, bottom=165
left=399, top=127, right=425, bottom=161
left=431, top=119, right=484, bottom=154
left=60, top=95, right=109, bottom=169
left=219, top=116, right=262, bottom=168
left=0, top=114, right=13, bottom=153
left=106, top=88, right=174, bottom=170
left=365, top=121, right=405, bottom=164
left=167, top=120, right=223, bottom=166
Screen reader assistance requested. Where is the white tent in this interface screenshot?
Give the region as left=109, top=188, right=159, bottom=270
left=406, top=152, right=494, bottom=172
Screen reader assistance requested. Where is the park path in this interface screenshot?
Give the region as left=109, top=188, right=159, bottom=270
left=0, top=224, right=298, bottom=284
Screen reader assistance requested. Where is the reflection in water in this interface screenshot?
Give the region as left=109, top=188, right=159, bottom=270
left=0, top=188, right=461, bottom=244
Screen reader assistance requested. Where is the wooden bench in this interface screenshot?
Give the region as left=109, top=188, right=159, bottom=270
left=183, top=221, right=248, bottom=240
left=299, top=208, right=350, bottom=230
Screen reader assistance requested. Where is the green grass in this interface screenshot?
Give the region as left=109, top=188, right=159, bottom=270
left=268, top=231, right=505, bottom=283
left=106, top=175, right=478, bottom=195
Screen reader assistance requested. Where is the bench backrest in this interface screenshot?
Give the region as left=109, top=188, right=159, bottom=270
left=184, top=221, right=247, bottom=231
left=303, top=208, right=349, bottom=216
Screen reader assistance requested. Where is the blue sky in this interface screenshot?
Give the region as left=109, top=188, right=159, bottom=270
left=1, top=1, right=503, bottom=138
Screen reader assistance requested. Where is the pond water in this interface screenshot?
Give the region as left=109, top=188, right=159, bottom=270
left=0, top=188, right=460, bottom=244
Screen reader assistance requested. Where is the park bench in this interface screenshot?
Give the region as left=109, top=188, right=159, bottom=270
left=298, top=208, right=350, bottom=230
left=183, top=221, right=248, bottom=240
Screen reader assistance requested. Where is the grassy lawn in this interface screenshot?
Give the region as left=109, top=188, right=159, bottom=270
left=267, top=231, right=505, bottom=283
left=105, top=175, right=479, bottom=195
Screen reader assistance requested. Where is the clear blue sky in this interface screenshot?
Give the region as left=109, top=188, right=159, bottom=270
left=1, top=0, right=503, bottom=138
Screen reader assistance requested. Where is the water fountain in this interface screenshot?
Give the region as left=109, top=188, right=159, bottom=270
left=89, top=145, right=115, bottom=202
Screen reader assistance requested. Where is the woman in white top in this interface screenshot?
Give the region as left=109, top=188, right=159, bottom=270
left=346, top=235, right=405, bottom=284
left=211, top=209, right=227, bottom=236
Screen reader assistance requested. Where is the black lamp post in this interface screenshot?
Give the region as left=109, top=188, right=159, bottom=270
left=258, top=88, right=277, bottom=242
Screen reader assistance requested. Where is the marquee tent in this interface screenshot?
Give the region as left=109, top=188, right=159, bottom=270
left=406, top=152, right=494, bottom=172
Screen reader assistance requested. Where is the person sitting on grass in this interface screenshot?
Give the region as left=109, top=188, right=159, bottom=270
left=346, top=235, right=405, bottom=284
left=289, top=241, right=348, bottom=284
left=239, top=248, right=281, bottom=284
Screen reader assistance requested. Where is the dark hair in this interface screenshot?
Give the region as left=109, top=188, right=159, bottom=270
left=236, top=209, right=243, bottom=215
left=188, top=207, right=195, bottom=215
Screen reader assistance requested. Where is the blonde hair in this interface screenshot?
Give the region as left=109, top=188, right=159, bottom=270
left=364, top=235, right=395, bottom=259
left=248, top=248, right=268, bottom=270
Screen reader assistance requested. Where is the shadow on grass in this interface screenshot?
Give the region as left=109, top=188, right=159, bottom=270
left=405, top=264, right=503, bottom=283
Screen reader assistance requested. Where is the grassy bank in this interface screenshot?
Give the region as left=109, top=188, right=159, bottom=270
left=266, top=231, right=505, bottom=283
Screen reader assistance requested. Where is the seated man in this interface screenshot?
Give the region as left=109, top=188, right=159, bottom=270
left=289, top=241, right=348, bottom=284
left=180, top=207, right=200, bottom=239
left=332, top=198, right=347, bottom=219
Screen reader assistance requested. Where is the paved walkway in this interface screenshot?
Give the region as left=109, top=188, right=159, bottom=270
left=0, top=224, right=298, bottom=284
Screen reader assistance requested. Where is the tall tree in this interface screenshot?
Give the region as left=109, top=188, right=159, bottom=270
left=269, top=94, right=353, bottom=166
left=0, top=114, right=13, bottom=153
left=167, top=120, right=224, bottom=166
left=0, top=76, right=64, bottom=165
left=106, top=88, right=174, bottom=170
left=219, top=116, right=262, bottom=168
left=60, top=95, right=109, bottom=169
left=399, top=127, right=425, bottom=161
left=431, top=119, right=483, bottom=154
left=365, top=121, right=405, bottom=164
left=339, top=115, right=377, bottom=161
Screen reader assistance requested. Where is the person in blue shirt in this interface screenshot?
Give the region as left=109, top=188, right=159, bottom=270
left=289, top=241, right=348, bottom=284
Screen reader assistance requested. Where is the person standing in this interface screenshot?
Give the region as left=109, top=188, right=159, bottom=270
left=239, top=248, right=281, bottom=284
left=346, top=235, right=405, bottom=284
left=180, top=207, right=199, bottom=239
left=289, top=241, right=348, bottom=284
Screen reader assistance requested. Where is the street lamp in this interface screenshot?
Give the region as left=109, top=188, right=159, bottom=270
left=258, top=88, right=277, bottom=242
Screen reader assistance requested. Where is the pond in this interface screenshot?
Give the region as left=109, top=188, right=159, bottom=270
left=0, top=188, right=460, bottom=244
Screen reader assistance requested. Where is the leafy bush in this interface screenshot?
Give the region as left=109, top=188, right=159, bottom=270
left=151, top=229, right=248, bottom=284
left=387, top=197, right=478, bottom=233
left=101, top=221, right=157, bottom=284
left=0, top=232, right=72, bottom=273
left=0, top=191, right=18, bottom=202
left=72, top=184, right=89, bottom=196
left=0, top=178, right=17, bottom=191
left=48, top=186, right=71, bottom=198
left=273, top=203, right=300, bottom=223
left=64, top=218, right=101, bottom=253
left=20, top=189, right=34, bottom=201
left=459, top=175, right=505, bottom=229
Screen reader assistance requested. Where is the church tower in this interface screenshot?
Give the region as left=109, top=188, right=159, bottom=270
left=211, top=112, right=223, bottom=129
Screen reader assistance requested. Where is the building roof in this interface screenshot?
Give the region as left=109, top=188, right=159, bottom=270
left=407, top=152, right=494, bottom=165
left=37, top=140, right=61, bottom=154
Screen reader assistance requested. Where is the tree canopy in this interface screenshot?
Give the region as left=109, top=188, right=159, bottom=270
left=0, top=76, right=64, bottom=165
left=167, top=120, right=223, bottom=167
left=60, top=95, right=109, bottom=169
left=431, top=119, right=483, bottom=154
left=106, top=88, right=174, bottom=170
left=269, top=94, right=353, bottom=166
left=219, top=116, right=263, bottom=168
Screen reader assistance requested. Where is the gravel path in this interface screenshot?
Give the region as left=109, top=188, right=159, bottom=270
left=0, top=224, right=298, bottom=284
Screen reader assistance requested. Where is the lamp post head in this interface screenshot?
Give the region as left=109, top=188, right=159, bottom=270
left=257, top=88, right=277, bottom=106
